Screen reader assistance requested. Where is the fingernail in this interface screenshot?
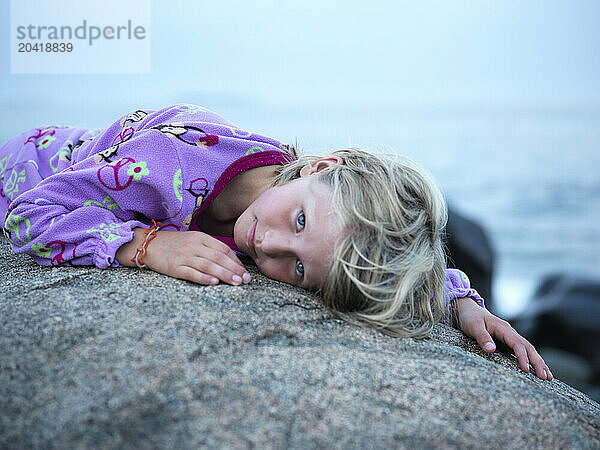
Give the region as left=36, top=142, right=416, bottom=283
left=484, top=342, right=494, bottom=351
left=242, top=272, right=251, bottom=283
left=211, top=277, right=219, bottom=285
left=232, top=275, right=242, bottom=285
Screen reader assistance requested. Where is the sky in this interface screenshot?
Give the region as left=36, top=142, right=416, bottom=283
left=1, top=0, right=600, bottom=121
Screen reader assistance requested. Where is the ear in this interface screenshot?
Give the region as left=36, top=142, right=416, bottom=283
left=299, top=156, right=344, bottom=177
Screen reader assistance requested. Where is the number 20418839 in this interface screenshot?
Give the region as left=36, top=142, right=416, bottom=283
left=18, top=42, right=73, bottom=52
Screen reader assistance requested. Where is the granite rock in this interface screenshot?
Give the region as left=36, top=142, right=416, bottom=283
left=1, top=239, right=599, bottom=449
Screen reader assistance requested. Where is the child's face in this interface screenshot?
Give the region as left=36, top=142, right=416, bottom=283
left=234, top=168, right=344, bottom=290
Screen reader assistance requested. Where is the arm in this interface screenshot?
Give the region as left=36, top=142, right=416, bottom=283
left=444, top=268, right=552, bottom=381
left=115, top=227, right=251, bottom=286
left=4, top=129, right=250, bottom=285
left=4, top=129, right=173, bottom=268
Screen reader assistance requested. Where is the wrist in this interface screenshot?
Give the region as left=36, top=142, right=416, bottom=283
left=140, top=229, right=166, bottom=269
left=450, top=296, right=474, bottom=327
left=130, top=221, right=163, bottom=269
left=116, top=227, right=146, bottom=267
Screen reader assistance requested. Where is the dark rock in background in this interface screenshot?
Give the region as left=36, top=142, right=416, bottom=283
left=445, top=206, right=496, bottom=312
left=511, top=273, right=600, bottom=402
left=1, top=239, right=599, bottom=449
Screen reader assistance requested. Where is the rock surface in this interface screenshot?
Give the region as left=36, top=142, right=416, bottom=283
left=1, top=238, right=599, bottom=449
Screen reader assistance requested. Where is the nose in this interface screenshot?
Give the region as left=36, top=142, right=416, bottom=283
left=257, top=229, right=293, bottom=257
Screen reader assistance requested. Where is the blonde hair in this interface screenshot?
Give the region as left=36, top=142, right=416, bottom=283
left=273, top=147, right=448, bottom=338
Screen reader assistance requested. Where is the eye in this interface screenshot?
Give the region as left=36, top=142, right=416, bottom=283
left=295, top=259, right=305, bottom=279
left=296, top=211, right=305, bottom=230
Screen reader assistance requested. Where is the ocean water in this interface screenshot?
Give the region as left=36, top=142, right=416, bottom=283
left=2, top=100, right=599, bottom=319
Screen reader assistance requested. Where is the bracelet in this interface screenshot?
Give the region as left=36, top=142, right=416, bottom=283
left=131, top=219, right=163, bottom=269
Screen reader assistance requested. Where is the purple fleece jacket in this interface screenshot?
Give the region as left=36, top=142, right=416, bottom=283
left=0, top=103, right=484, bottom=315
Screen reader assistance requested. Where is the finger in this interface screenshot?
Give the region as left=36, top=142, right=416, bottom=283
left=491, top=323, right=531, bottom=373
left=176, top=266, right=220, bottom=286
left=201, top=236, right=246, bottom=266
left=512, top=342, right=531, bottom=373
left=223, top=247, right=252, bottom=283
left=193, top=256, right=247, bottom=286
left=469, top=322, right=497, bottom=353
left=491, top=321, right=550, bottom=379
left=200, top=242, right=250, bottom=282
left=198, top=246, right=250, bottom=282
left=525, top=343, right=551, bottom=380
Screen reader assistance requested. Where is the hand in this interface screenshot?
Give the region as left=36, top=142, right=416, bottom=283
left=452, top=297, right=553, bottom=381
left=118, top=229, right=251, bottom=286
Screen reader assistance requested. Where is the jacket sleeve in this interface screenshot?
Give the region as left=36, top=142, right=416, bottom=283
left=3, top=129, right=183, bottom=268
left=441, top=268, right=486, bottom=325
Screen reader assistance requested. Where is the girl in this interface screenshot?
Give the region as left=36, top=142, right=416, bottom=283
left=1, top=103, right=552, bottom=380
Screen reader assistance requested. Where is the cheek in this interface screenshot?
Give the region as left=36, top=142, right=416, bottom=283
left=233, top=212, right=244, bottom=233
left=257, top=259, right=291, bottom=284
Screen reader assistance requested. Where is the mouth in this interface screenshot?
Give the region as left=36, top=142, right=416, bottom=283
left=247, top=219, right=257, bottom=256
